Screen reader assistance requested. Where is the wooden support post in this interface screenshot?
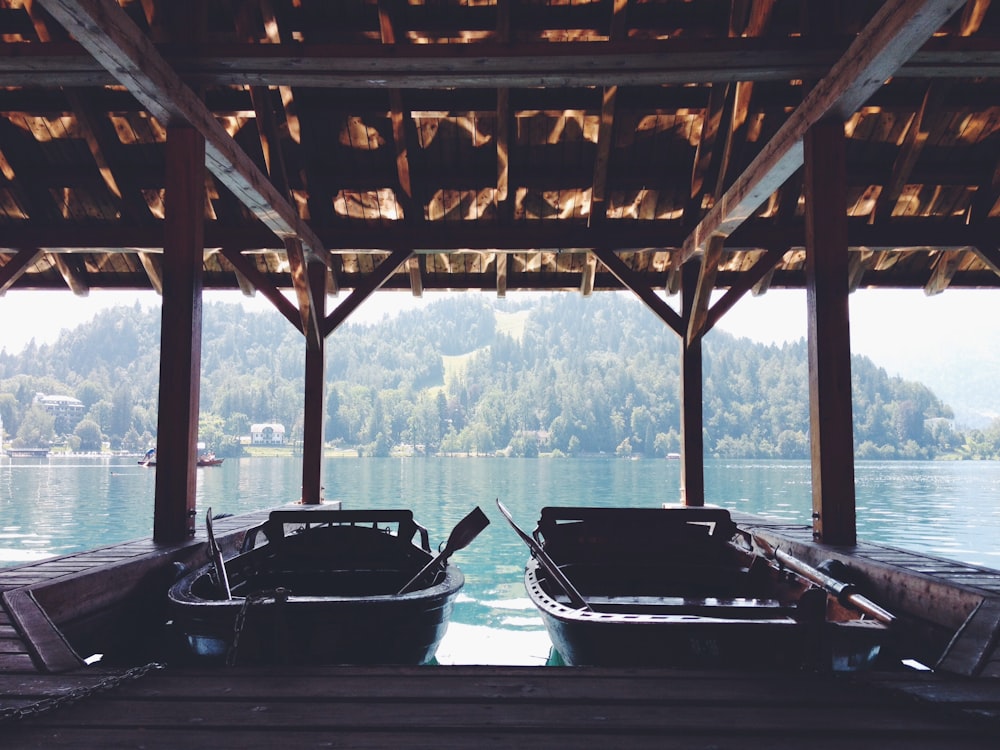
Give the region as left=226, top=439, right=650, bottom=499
left=153, top=127, right=205, bottom=543
left=680, top=261, right=705, bottom=507
left=300, top=259, right=327, bottom=505
left=804, top=119, right=856, bottom=545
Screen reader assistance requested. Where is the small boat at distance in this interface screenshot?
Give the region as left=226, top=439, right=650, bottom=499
left=138, top=448, right=224, bottom=467
left=499, top=502, right=892, bottom=670
left=168, top=505, right=487, bottom=665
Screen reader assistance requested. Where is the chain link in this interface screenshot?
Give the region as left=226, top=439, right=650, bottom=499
left=0, top=661, right=164, bottom=725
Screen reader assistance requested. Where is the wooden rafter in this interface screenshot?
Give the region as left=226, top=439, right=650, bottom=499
left=20, top=2, right=152, bottom=224
left=219, top=246, right=301, bottom=332
left=959, top=0, right=992, bottom=35
left=379, top=0, right=419, bottom=223
left=53, top=253, right=89, bottom=296
left=37, top=0, right=327, bottom=263
left=685, top=235, right=724, bottom=342
left=872, top=83, right=945, bottom=223
left=408, top=255, right=424, bottom=298
left=971, top=243, right=1000, bottom=277
left=703, top=248, right=786, bottom=335
left=925, top=247, right=968, bottom=294
left=495, top=0, right=512, bottom=230
left=0, top=249, right=44, bottom=294
left=136, top=251, right=163, bottom=295
left=580, top=253, right=597, bottom=297
left=591, top=248, right=683, bottom=335
left=284, top=237, right=321, bottom=350
left=6, top=36, right=999, bottom=89
left=496, top=251, right=508, bottom=298
left=589, top=0, right=628, bottom=228
left=682, top=0, right=966, bottom=260
left=322, top=249, right=413, bottom=337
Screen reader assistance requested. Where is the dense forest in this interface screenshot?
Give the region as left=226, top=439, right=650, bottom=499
left=2, top=293, right=997, bottom=460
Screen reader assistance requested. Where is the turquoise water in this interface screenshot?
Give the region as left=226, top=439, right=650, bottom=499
left=3, top=455, right=999, bottom=664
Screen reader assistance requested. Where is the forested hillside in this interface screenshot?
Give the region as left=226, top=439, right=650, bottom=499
left=0, top=293, right=987, bottom=459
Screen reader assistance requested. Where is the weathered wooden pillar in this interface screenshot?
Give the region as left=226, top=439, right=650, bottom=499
left=804, top=118, right=856, bottom=545
left=300, top=259, right=327, bottom=504
left=153, top=127, right=205, bottom=542
left=680, top=260, right=705, bottom=507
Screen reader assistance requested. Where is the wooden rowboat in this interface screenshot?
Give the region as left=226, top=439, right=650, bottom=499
left=503, top=503, right=891, bottom=670
left=167, top=506, right=486, bottom=666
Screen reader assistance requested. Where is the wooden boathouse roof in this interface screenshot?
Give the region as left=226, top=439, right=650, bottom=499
left=1, top=0, right=999, bottom=308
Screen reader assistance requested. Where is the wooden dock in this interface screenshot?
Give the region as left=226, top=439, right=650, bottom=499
left=3, top=509, right=1000, bottom=748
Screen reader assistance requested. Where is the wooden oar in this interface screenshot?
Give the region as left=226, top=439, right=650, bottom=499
left=397, top=506, right=490, bottom=594
left=495, top=499, right=591, bottom=611
left=206, top=508, right=232, bottom=600
left=752, top=535, right=895, bottom=625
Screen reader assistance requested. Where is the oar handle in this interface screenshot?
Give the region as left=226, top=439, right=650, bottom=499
left=758, top=537, right=895, bottom=625
left=206, top=508, right=232, bottom=600
left=496, top=499, right=591, bottom=611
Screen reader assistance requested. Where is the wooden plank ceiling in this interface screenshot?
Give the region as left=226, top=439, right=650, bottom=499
left=1, top=0, right=999, bottom=323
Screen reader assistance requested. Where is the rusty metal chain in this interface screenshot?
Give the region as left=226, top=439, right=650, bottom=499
left=0, top=661, right=164, bottom=725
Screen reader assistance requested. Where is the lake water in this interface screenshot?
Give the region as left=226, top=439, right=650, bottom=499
left=2, top=455, right=999, bottom=665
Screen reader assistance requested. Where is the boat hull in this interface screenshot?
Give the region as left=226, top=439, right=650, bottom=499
left=523, top=506, right=890, bottom=670
left=168, top=509, right=464, bottom=665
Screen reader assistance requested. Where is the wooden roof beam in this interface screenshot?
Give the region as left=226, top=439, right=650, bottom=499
left=959, top=0, right=992, bottom=35
left=681, top=0, right=966, bottom=261
left=685, top=235, right=724, bottom=342
left=408, top=255, right=424, bottom=298
left=872, top=83, right=946, bottom=223
left=232, top=4, right=290, bottom=199
left=703, top=247, right=786, bottom=336
left=322, top=249, right=413, bottom=337
left=591, top=248, right=683, bottom=336
left=285, top=237, right=322, bottom=350
left=136, top=250, right=163, bottom=295
left=53, top=253, right=89, bottom=296
left=219, top=245, right=301, bottom=332
left=924, top=247, right=968, bottom=294
left=20, top=2, right=152, bottom=224
left=37, top=0, right=326, bottom=264
left=496, top=251, right=508, bottom=298
left=0, top=249, right=44, bottom=295
left=379, top=0, right=420, bottom=224
left=580, top=253, right=597, bottom=297
left=495, top=1, right=512, bottom=228
left=972, top=243, right=1000, bottom=277
left=6, top=36, right=1000, bottom=88
left=589, top=0, right=627, bottom=229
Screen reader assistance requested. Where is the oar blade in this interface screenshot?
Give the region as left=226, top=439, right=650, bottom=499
left=397, top=506, right=489, bottom=595
left=444, top=505, right=490, bottom=555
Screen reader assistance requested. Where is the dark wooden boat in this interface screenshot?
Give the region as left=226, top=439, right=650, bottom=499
left=514, top=505, right=891, bottom=669
left=167, top=507, right=469, bottom=665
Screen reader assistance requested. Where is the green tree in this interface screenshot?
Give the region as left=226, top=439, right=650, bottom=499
left=74, top=419, right=104, bottom=452
left=14, top=404, right=55, bottom=448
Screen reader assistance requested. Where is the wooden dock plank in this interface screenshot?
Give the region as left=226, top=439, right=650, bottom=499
left=0, top=591, right=83, bottom=674
left=1, top=666, right=997, bottom=750
left=936, top=598, right=1000, bottom=677
left=4, top=729, right=994, bottom=750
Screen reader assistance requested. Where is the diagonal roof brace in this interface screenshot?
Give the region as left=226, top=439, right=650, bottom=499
left=37, top=0, right=327, bottom=266
left=681, top=0, right=965, bottom=261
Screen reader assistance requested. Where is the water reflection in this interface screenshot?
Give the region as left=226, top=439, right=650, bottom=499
left=3, top=454, right=1000, bottom=662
